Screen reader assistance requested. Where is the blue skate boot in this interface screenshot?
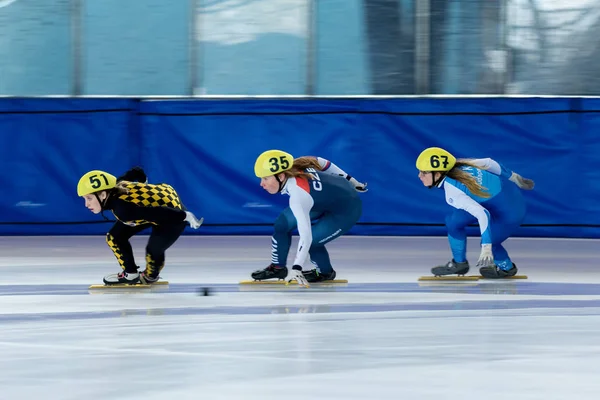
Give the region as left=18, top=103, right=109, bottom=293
left=480, top=263, right=518, bottom=279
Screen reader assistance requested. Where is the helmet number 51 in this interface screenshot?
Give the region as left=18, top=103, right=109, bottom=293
left=89, top=174, right=110, bottom=189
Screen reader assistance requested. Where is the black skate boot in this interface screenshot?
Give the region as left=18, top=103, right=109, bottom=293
left=139, top=270, right=160, bottom=284
left=480, top=263, right=518, bottom=279
left=431, top=260, right=470, bottom=276
left=302, top=269, right=336, bottom=283
left=251, top=264, right=288, bottom=281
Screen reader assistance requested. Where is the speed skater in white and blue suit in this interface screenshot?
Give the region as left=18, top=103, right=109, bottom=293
left=250, top=150, right=367, bottom=286
left=416, top=147, right=535, bottom=279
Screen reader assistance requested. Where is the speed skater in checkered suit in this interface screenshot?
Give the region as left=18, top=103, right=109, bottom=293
left=77, top=167, right=203, bottom=285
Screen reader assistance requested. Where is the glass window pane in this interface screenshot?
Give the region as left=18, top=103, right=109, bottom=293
left=357, top=0, right=416, bottom=94
left=506, top=0, right=600, bottom=95
left=315, top=0, right=370, bottom=94
left=197, top=0, right=308, bottom=95
left=83, top=0, right=190, bottom=95
left=0, top=0, right=71, bottom=95
left=429, top=0, right=505, bottom=94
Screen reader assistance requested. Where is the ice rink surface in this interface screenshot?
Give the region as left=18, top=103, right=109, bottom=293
left=1, top=235, right=599, bottom=400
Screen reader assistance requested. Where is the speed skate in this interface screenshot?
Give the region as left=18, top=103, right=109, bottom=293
left=88, top=281, right=170, bottom=289
left=418, top=275, right=528, bottom=281
left=239, top=279, right=349, bottom=285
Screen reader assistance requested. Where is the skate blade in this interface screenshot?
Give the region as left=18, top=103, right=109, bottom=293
left=418, top=275, right=480, bottom=281
left=418, top=281, right=479, bottom=287
left=478, top=275, right=528, bottom=280
left=239, top=279, right=348, bottom=285
left=89, top=281, right=169, bottom=289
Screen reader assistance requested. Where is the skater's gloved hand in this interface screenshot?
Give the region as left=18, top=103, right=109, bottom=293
left=477, top=244, right=494, bottom=268
left=509, top=172, right=534, bottom=190
left=346, top=175, right=368, bottom=192
left=185, top=211, right=204, bottom=229
left=286, top=265, right=310, bottom=287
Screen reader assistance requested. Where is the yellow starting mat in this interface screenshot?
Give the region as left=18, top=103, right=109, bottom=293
left=418, top=275, right=479, bottom=282
left=239, top=279, right=349, bottom=285
left=418, top=275, right=528, bottom=282
left=480, top=275, right=528, bottom=280
left=89, top=281, right=169, bottom=289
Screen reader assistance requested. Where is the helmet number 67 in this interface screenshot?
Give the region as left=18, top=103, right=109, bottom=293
left=430, top=155, right=449, bottom=169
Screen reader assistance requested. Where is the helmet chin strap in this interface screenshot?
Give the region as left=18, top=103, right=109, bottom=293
left=94, top=191, right=111, bottom=221
left=274, top=174, right=287, bottom=193
left=428, top=172, right=446, bottom=189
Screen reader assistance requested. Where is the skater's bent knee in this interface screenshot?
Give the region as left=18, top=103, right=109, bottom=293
left=273, top=214, right=293, bottom=233
left=106, top=233, right=127, bottom=246
left=445, top=218, right=467, bottom=233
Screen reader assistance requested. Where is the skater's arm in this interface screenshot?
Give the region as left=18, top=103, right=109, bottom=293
left=287, top=182, right=315, bottom=267
left=468, top=158, right=512, bottom=179
left=315, top=157, right=348, bottom=178
left=468, top=158, right=535, bottom=190
left=443, top=182, right=492, bottom=245
left=315, top=157, right=368, bottom=192
left=112, top=200, right=186, bottom=225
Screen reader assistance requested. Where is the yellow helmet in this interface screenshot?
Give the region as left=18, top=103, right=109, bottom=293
left=254, top=150, right=294, bottom=178
left=77, top=170, right=117, bottom=196
left=416, top=147, right=456, bottom=172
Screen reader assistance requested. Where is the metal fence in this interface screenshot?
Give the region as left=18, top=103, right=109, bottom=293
left=0, top=0, right=598, bottom=96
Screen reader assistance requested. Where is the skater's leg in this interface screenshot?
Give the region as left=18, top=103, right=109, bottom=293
left=103, top=222, right=150, bottom=285
left=490, top=213, right=523, bottom=271
left=304, top=204, right=361, bottom=281
left=308, top=246, right=332, bottom=273
left=106, top=222, right=149, bottom=272
left=143, top=222, right=187, bottom=281
left=429, top=210, right=476, bottom=276
left=479, top=185, right=526, bottom=278
left=252, top=208, right=321, bottom=280
left=303, top=247, right=337, bottom=282
left=445, top=209, right=476, bottom=263
left=492, top=243, right=513, bottom=271
left=271, top=208, right=323, bottom=266
left=479, top=221, right=521, bottom=278
left=249, top=209, right=296, bottom=281
left=271, top=208, right=296, bottom=266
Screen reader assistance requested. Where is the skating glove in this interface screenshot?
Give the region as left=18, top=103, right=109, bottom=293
left=477, top=244, right=494, bottom=268
left=345, top=175, right=368, bottom=192
left=286, top=265, right=310, bottom=287
left=509, top=172, right=534, bottom=190
left=185, top=211, right=204, bottom=229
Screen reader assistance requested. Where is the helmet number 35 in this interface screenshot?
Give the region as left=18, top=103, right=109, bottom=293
left=268, top=156, right=290, bottom=173
left=89, top=173, right=110, bottom=189
left=430, top=155, right=449, bottom=169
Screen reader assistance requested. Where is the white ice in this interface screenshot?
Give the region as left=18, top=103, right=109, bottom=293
left=0, top=236, right=599, bottom=400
